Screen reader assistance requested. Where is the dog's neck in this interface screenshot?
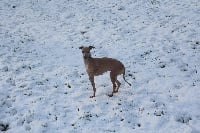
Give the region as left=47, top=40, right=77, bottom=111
left=83, top=56, right=93, bottom=72
left=83, top=56, right=92, bottom=65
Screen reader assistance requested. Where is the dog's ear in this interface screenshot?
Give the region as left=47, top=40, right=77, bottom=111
left=79, top=46, right=84, bottom=50
left=89, top=46, right=95, bottom=50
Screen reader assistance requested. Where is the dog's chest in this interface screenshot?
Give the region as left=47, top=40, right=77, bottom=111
left=85, top=64, right=89, bottom=71
left=84, top=59, right=97, bottom=73
left=85, top=63, right=95, bottom=74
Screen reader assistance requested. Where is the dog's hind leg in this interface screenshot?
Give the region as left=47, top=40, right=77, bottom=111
left=109, top=71, right=117, bottom=97
left=115, top=79, right=121, bottom=93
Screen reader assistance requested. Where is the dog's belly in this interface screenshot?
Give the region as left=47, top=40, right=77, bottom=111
left=94, top=69, right=108, bottom=76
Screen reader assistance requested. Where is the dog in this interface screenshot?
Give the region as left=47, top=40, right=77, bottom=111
left=79, top=46, right=131, bottom=98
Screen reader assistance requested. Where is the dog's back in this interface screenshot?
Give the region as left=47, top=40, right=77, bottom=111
left=87, top=57, right=124, bottom=76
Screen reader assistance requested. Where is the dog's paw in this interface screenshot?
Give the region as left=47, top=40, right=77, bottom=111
left=113, top=90, right=118, bottom=93
left=108, top=94, right=113, bottom=97
left=90, top=96, right=95, bottom=98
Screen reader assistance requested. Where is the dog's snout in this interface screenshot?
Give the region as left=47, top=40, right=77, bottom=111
left=82, top=51, right=91, bottom=59
left=83, top=53, right=88, bottom=59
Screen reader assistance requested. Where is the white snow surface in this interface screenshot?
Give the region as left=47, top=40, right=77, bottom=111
left=0, top=0, right=200, bottom=132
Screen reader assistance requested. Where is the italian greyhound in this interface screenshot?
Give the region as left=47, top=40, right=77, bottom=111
left=79, top=46, right=131, bottom=98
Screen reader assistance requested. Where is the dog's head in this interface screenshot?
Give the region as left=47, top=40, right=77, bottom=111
left=79, top=46, right=95, bottom=59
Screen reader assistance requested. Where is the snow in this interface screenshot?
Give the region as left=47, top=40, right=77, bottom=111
left=0, top=0, right=200, bottom=132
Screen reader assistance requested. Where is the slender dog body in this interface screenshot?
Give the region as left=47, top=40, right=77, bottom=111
left=85, top=57, right=124, bottom=76
left=79, top=46, right=131, bottom=98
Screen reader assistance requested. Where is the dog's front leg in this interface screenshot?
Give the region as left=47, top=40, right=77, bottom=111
left=89, top=74, right=96, bottom=98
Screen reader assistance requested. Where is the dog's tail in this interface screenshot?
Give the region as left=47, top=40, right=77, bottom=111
left=122, top=68, right=131, bottom=86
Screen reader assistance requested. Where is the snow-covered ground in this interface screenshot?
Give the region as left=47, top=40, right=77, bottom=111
left=0, top=0, right=200, bottom=132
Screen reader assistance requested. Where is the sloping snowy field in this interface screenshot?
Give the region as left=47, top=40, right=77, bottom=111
left=0, top=0, right=200, bottom=132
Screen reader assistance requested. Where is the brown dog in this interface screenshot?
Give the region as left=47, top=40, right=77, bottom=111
left=79, top=46, right=131, bottom=98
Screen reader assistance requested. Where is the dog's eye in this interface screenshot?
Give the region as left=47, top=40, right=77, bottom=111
left=82, top=51, right=85, bottom=53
